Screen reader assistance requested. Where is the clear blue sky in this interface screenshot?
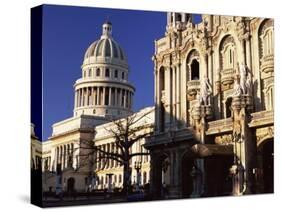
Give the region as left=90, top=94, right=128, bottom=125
left=39, top=5, right=201, bottom=140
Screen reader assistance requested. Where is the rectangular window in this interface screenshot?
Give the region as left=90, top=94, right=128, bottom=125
left=96, top=69, right=100, bottom=76
left=105, top=68, right=110, bottom=77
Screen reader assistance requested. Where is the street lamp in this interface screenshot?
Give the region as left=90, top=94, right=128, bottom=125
left=134, top=161, right=142, bottom=192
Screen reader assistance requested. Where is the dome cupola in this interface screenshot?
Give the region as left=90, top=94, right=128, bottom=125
left=73, top=22, right=135, bottom=119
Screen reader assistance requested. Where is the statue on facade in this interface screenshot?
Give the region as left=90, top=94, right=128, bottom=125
left=199, top=76, right=212, bottom=106
left=245, top=72, right=253, bottom=95
left=239, top=62, right=247, bottom=94
left=239, top=62, right=252, bottom=95
left=232, top=76, right=242, bottom=97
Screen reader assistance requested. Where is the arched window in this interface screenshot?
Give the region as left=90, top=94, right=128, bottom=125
left=186, top=49, right=200, bottom=81
left=259, top=19, right=274, bottom=59
left=114, top=70, right=118, bottom=78
left=220, top=41, right=236, bottom=70
left=219, top=35, right=236, bottom=71
left=96, top=68, right=100, bottom=77
left=121, top=72, right=125, bottom=79
left=88, top=69, right=92, bottom=77
left=191, top=59, right=200, bottom=80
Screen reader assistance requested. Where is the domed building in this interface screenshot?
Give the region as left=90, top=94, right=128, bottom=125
left=74, top=22, right=135, bottom=119
left=34, top=22, right=154, bottom=196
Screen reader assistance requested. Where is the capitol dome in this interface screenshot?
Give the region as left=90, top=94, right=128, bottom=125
left=73, top=22, right=135, bottom=119
left=82, top=22, right=128, bottom=67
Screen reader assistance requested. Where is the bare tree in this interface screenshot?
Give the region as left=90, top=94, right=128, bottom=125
left=78, top=109, right=154, bottom=194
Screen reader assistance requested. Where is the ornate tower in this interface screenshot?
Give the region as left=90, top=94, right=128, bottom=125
left=166, top=12, right=192, bottom=32
left=73, top=22, right=135, bottom=119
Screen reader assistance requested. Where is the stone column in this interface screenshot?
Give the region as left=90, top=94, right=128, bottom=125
left=60, top=146, right=63, bottom=167
left=80, top=88, right=83, bottom=106
left=245, top=36, right=252, bottom=70
left=77, top=89, right=80, bottom=107
left=109, top=87, right=112, bottom=106
left=86, top=87, right=89, bottom=106
left=79, top=89, right=82, bottom=107
left=74, top=90, right=77, bottom=108
left=176, top=63, right=181, bottom=123
left=90, top=87, right=93, bottom=105
left=172, top=66, right=176, bottom=124
left=231, top=95, right=254, bottom=195
left=97, top=87, right=100, bottom=105
left=114, top=87, right=118, bottom=106
left=63, top=145, right=66, bottom=169
left=104, top=87, right=106, bottom=105
left=164, top=66, right=172, bottom=127
left=155, top=66, right=160, bottom=132
left=124, top=90, right=128, bottom=108
left=120, top=89, right=123, bottom=107
left=73, top=142, right=79, bottom=170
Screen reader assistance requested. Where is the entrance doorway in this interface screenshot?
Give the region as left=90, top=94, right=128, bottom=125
left=259, top=139, right=274, bottom=193
left=181, top=154, right=194, bottom=197
left=67, top=177, right=75, bottom=192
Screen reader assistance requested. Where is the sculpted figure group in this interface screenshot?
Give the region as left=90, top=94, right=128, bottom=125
left=233, top=62, right=253, bottom=97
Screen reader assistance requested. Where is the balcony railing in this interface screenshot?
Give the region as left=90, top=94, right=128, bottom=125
left=261, top=54, right=274, bottom=74
left=187, top=80, right=200, bottom=93
left=221, top=68, right=235, bottom=85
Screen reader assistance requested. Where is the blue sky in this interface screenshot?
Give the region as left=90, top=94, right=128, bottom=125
left=39, top=5, right=201, bottom=140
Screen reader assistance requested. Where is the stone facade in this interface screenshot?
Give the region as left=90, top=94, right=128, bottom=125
left=31, top=13, right=274, bottom=199
left=147, top=13, right=274, bottom=198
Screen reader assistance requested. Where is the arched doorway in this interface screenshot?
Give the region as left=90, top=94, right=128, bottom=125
left=181, top=153, right=194, bottom=197
left=67, top=177, right=75, bottom=192
left=258, top=138, right=273, bottom=193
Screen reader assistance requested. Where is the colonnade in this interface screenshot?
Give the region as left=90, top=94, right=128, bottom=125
left=75, top=86, right=133, bottom=109
left=55, top=143, right=75, bottom=171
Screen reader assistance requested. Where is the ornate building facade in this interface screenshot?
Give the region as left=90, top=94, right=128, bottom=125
left=147, top=13, right=274, bottom=198
left=31, top=13, right=274, bottom=200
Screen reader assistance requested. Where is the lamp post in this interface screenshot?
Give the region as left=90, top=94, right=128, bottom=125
left=134, top=161, right=142, bottom=192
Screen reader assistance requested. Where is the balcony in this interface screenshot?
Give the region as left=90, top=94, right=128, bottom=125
left=221, top=68, right=235, bottom=91
left=187, top=80, right=200, bottom=100
left=260, top=54, right=274, bottom=79
left=206, top=118, right=233, bottom=135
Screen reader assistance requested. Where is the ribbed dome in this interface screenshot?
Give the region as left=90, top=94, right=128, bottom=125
left=84, top=37, right=126, bottom=61
left=83, top=22, right=127, bottom=63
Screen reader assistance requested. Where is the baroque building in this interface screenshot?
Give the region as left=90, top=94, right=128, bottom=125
left=147, top=13, right=274, bottom=198
left=31, top=13, right=274, bottom=200
left=31, top=22, right=154, bottom=194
